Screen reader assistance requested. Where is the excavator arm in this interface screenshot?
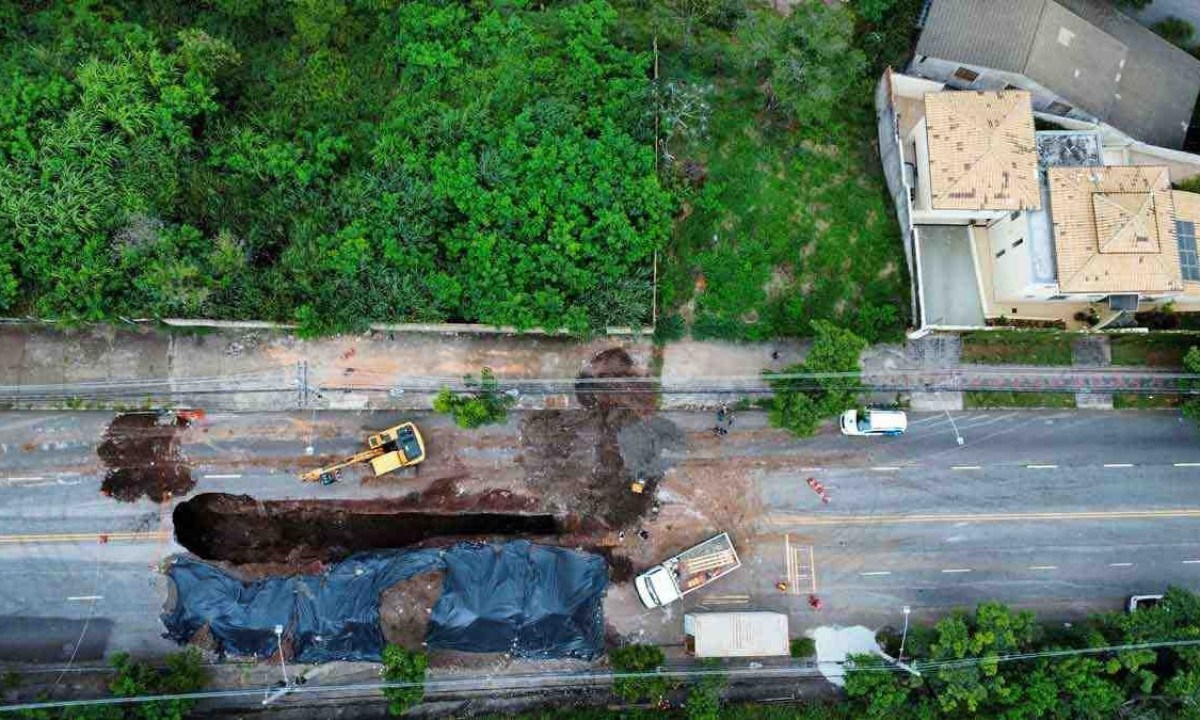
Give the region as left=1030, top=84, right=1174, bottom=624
left=300, top=448, right=384, bottom=483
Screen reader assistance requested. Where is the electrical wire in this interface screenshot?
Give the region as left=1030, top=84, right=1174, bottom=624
left=5, top=637, right=1200, bottom=713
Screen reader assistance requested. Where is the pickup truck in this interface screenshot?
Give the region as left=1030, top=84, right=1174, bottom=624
left=635, top=532, right=741, bottom=608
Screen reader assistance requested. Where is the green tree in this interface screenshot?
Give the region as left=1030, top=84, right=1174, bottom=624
left=768, top=321, right=867, bottom=437
left=853, top=0, right=898, bottom=24
left=432, top=367, right=516, bottom=429
left=381, top=645, right=427, bottom=716
left=1184, top=346, right=1200, bottom=425
left=684, top=659, right=725, bottom=720
left=610, top=644, right=670, bottom=705
left=1153, top=16, right=1196, bottom=47
left=768, top=3, right=867, bottom=131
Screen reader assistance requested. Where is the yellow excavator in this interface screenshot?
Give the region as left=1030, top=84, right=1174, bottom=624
left=301, top=422, right=426, bottom=485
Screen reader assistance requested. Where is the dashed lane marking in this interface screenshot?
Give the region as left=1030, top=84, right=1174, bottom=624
left=203, top=474, right=243, bottom=479
left=1029, top=565, right=1058, bottom=571
left=766, top=508, right=1200, bottom=527
left=951, top=466, right=981, bottom=471
left=1184, top=560, right=1200, bottom=565
left=871, top=467, right=900, bottom=472
left=67, top=595, right=104, bottom=602
left=1109, top=562, right=1134, bottom=567
left=1026, top=464, right=1058, bottom=469
left=941, top=568, right=972, bottom=574
left=1103, top=464, right=1134, bottom=468
left=1174, top=463, right=1200, bottom=468
left=859, top=571, right=892, bottom=576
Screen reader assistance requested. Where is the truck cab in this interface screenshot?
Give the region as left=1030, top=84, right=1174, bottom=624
left=635, top=564, right=682, bottom=608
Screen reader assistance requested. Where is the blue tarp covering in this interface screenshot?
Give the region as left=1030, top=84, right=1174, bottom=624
left=161, top=541, right=607, bottom=662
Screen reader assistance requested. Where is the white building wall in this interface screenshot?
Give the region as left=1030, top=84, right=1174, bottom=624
left=987, top=213, right=1032, bottom=300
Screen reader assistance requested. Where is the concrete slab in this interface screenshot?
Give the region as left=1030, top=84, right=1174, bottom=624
left=1076, top=393, right=1114, bottom=410
left=660, top=339, right=808, bottom=409
left=0, top=328, right=27, bottom=387
left=909, top=391, right=963, bottom=411
left=19, top=331, right=66, bottom=387
left=916, top=226, right=985, bottom=327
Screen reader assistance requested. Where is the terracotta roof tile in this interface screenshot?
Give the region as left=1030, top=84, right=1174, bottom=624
left=925, top=90, right=1041, bottom=211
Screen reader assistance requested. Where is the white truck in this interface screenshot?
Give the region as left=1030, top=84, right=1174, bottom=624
left=684, top=611, right=790, bottom=658
left=635, top=532, right=741, bottom=608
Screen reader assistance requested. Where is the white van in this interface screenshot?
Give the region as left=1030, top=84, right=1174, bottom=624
left=840, top=409, right=907, bottom=436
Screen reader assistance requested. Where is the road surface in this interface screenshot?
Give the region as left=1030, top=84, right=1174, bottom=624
left=1, top=409, right=1199, bottom=666
left=756, top=409, right=1200, bottom=627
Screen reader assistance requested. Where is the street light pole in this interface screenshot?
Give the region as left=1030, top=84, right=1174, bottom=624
left=263, top=625, right=292, bottom=706
left=898, top=606, right=911, bottom=661
left=945, top=409, right=964, bottom=446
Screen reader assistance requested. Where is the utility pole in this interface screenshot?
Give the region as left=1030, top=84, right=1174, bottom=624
left=262, top=625, right=292, bottom=706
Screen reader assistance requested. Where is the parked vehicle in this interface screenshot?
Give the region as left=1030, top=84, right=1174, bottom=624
left=840, top=409, right=907, bottom=436
left=635, top=532, right=741, bottom=608
left=684, top=612, right=789, bottom=658
left=1128, top=594, right=1164, bottom=612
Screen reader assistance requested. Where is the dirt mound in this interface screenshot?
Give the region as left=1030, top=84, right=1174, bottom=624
left=381, top=571, right=444, bottom=649
left=97, top=412, right=193, bottom=502
left=575, top=347, right=656, bottom=414
left=173, top=493, right=562, bottom=565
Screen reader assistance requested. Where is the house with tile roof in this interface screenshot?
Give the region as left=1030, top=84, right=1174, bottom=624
left=909, top=0, right=1200, bottom=150
left=875, top=70, right=1200, bottom=330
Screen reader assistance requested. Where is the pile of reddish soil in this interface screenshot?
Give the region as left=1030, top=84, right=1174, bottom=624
left=97, top=412, right=193, bottom=502
left=380, top=571, right=444, bottom=649
left=575, top=348, right=657, bottom=414
left=173, top=493, right=561, bottom=565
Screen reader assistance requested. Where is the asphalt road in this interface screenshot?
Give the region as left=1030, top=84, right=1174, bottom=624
left=2, top=409, right=1200, bottom=666
left=757, top=410, right=1200, bottom=626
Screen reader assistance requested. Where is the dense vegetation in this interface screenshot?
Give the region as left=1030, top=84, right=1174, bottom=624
left=0, top=0, right=914, bottom=340
left=0, top=0, right=671, bottom=333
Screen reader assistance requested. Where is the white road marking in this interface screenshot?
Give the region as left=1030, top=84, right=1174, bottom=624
left=859, top=571, right=892, bottom=576
left=941, top=568, right=972, bottom=574
left=203, top=474, right=243, bottom=479
left=3, top=476, right=44, bottom=482
left=1026, top=464, right=1058, bottom=469
left=1109, top=562, right=1134, bottom=567
left=1029, top=565, right=1058, bottom=571
left=798, top=467, right=824, bottom=472
left=952, top=465, right=981, bottom=471
left=871, top=466, right=900, bottom=472
left=56, top=479, right=81, bottom=486
left=66, top=595, right=103, bottom=602
left=1103, top=463, right=1133, bottom=468
left=1175, top=463, right=1200, bottom=468
left=1183, top=560, right=1200, bottom=565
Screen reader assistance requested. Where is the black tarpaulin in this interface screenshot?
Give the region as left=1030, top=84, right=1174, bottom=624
left=161, top=541, right=606, bottom=662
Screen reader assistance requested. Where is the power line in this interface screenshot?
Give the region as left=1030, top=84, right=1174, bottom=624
left=6, top=638, right=1200, bottom=713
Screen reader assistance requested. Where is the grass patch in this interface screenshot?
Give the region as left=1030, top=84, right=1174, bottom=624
left=965, top=391, right=1076, bottom=409
left=1109, top=333, right=1200, bottom=367
left=653, top=4, right=914, bottom=344
left=960, top=331, right=1075, bottom=366
left=1113, top=394, right=1182, bottom=409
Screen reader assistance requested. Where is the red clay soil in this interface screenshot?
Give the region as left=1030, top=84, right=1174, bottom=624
left=380, top=571, right=444, bottom=649
left=97, top=412, right=194, bottom=502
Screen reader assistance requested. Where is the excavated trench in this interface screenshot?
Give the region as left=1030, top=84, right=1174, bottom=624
left=174, top=493, right=561, bottom=565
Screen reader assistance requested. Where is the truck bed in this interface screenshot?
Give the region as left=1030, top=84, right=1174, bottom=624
left=673, top=532, right=740, bottom=594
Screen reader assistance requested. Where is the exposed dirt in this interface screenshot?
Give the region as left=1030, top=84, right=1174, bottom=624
left=380, top=571, right=444, bottom=649
left=173, top=493, right=561, bottom=565
left=517, top=348, right=679, bottom=529
left=97, top=412, right=193, bottom=502
left=575, top=347, right=657, bottom=414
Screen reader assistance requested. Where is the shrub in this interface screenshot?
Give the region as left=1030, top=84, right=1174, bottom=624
left=767, top=321, right=866, bottom=437
left=381, top=645, right=427, bottom=716
left=1152, top=16, right=1195, bottom=47
left=431, top=367, right=516, bottom=429
left=790, top=637, right=816, bottom=658
left=610, top=644, right=670, bottom=705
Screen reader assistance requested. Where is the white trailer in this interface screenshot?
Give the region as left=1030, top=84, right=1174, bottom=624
left=684, top=611, right=790, bottom=658
left=634, top=532, right=741, bottom=608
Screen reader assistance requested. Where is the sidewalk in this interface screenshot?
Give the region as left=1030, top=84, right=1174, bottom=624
left=0, top=325, right=1188, bottom=411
